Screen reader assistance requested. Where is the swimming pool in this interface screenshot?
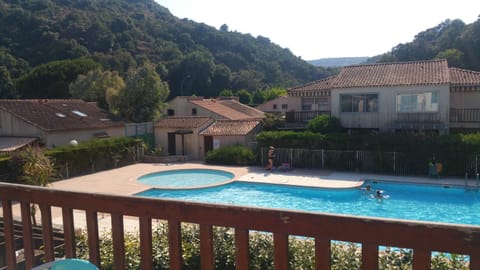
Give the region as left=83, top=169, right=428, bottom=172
left=136, top=180, right=480, bottom=226
left=137, top=169, right=234, bottom=188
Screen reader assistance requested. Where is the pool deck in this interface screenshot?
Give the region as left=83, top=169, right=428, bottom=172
left=4, top=162, right=475, bottom=232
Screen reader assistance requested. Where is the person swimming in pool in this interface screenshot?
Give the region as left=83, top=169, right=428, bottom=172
left=372, top=190, right=389, bottom=201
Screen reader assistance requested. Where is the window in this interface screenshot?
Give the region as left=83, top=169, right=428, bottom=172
left=273, top=104, right=277, bottom=110
left=396, top=91, right=438, bottom=112
left=167, top=109, right=174, bottom=116
left=281, top=104, right=288, bottom=110
left=192, top=108, right=197, bottom=115
left=340, top=94, right=378, bottom=112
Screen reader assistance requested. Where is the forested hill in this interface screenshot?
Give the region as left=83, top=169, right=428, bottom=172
left=370, top=18, right=480, bottom=71
left=0, top=0, right=334, bottom=98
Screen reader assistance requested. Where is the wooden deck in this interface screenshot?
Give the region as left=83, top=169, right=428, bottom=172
left=1, top=182, right=480, bottom=269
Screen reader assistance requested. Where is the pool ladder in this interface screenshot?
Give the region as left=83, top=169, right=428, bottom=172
left=465, top=172, right=480, bottom=191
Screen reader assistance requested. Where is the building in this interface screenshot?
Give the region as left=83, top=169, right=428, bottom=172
left=166, top=96, right=265, bottom=120
left=287, top=59, right=480, bottom=133
left=0, top=99, right=125, bottom=148
left=155, top=97, right=265, bottom=159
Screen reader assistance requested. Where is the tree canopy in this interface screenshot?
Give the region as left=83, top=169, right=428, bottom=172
left=114, top=63, right=170, bottom=122
left=0, top=0, right=334, bottom=99
left=372, top=19, right=480, bottom=71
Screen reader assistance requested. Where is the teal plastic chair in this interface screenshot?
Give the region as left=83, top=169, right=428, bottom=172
left=31, top=259, right=98, bottom=270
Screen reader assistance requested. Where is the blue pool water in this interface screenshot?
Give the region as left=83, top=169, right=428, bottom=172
left=137, top=169, right=234, bottom=187
left=136, top=180, right=480, bottom=225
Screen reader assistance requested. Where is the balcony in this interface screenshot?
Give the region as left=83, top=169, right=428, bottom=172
left=450, top=108, right=480, bottom=130
left=285, top=110, right=330, bottom=123
left=1, top=182, right=480, bottom=270
left=391, top=112, right=445, bottom=131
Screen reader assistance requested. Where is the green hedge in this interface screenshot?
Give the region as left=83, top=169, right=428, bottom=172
left=205, top=145, right=255, bottom=166
left=256, top=131, right=480, bottom=176
left=74, top=224, right=469, bottom=270
left=48, top=137, right=142, bottom=178
left=0, top=137, right=143, bottom=182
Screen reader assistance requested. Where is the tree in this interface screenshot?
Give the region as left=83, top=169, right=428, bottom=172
left=10, top=146, right=58, bottom=226
left=435, top=49, right=464, bottom=68
left=218, top=89, right=234, bottom=97
left=114, top=63, right=170, bottom=122
left=15, top=58, right=100, bottom=99
left=307, top=115, right=343, bottom=134
left=235, top=89, right=252, bottom=104
left=0, top=66, right=18, bottom=98
left=69, top=68, right=125, bottom=111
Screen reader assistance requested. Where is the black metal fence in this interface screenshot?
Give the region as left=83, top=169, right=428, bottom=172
left=261, top=147, right=479, bottom=178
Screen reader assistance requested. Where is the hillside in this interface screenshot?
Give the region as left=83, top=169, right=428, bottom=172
left=0, top=0, right=334, bottom=98
left=373, top=19, right=480, bottom=71
left=308, top=57, right=369, bottom=67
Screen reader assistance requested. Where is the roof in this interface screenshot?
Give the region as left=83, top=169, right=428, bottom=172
left=0, top=137, right=38, bottom=153
left=449, top=68, right=480, bottom=86
left=0, top=99, right=124, bottom=132
left=155, top=116, right=213, bottom=128
left=200, top=120, right=262, bottom=136
left=288, top=76, right=336, bottom=93
left=189, top=99, right=265, bottom=120
left=332, top=59, right=450, bottom=88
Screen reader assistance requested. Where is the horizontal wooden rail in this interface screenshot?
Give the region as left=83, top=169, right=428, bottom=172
left=1, top=183, right=480, bottom=269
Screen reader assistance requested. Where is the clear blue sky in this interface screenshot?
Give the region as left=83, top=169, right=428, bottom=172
left=155, top=0, right=480, bottom=60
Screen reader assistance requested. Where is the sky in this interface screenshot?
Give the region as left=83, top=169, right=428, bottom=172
left=155, top=0, right=480, bottom=60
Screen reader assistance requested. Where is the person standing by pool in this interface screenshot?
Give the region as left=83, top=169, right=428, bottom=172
left=265, top=146, right=275, bottom=170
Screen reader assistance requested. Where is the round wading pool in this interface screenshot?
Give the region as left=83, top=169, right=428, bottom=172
left=137, top=169, right=234, bottom=188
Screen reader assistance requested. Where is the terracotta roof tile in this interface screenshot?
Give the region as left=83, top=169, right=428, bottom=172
left=200, top=120, right=261, bottom=136
left=332, top=59, right=450, bottom=88
left=0, top=99, right=124, bottom=131
left=288, top=76, right=336, bottom=92
left=449, top=68, right=480, bottom=86
left=189, top=99, right=264, bottom=120
left=155, top=116, right=212, bottom=128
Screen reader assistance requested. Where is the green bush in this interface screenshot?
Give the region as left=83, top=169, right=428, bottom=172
left=205, top=145, right=254, bottom=166
left=307, top=115, right=342, bottom=133
left=47, top=137, right=142, bottom=179
left=74, top=224, right=468, bottom=269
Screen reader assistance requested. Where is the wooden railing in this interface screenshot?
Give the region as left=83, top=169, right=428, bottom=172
left=1, top=183, right=480, bottom=270
left=285, top=111, right=330, bottom=123
left=450, top=108, right=480, bottom=123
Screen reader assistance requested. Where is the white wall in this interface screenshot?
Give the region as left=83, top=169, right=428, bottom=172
left=331, top=84, right=450, bottom=132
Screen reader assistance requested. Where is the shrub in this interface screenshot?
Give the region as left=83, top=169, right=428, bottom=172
left=205, top=145, right=254, bottom=166
left=307, top=115, right=342, bottom=133
left=74, top=224, right=468, bottom=269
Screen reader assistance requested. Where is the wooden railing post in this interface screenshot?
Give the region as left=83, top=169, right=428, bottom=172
left=315, top=238, right=330, bottom=270
left=168, top=220, right=182, bottom=270
left=361, top=243, right=378, bottom=270
left=85, top=210, right=100, bottom=267
left=20, top=202, right=34, bottom=270
left=200, top=224, right=215, bottom=270
left=62, top=208, right=76, bottom=258
left=111, top=213, right=126, bottom=270
left=273, top=233, right=288, bottom=270
left=412, top=249, right=431, bottom=270
left=235, top=228, right=249, bottom=270
left=39, top=204, right=54, bottom=262
left=2, top=200, right=16, bottom=270
left=139, top=216, right=153, bottom=270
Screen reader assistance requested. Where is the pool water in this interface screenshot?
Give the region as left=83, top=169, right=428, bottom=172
left=136, top=180, right=480, bottom=226
left=137, top=169, right=234, bottom=187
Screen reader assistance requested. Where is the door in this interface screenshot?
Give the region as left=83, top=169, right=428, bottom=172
left=168, top=133, right=176, bottom=155
left=204, top=136, right=213, bottom=154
